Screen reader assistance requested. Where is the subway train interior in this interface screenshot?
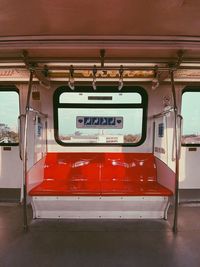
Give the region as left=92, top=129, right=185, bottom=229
left=1, top=1, right=200, bottom=266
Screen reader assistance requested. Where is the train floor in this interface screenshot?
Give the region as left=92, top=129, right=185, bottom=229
left=0, top=203, right=200, bottom=267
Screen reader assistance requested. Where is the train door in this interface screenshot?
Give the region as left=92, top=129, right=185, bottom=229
left=0, top=87, right=23, bottom=201
left=180, top=87, right=200, bottom=190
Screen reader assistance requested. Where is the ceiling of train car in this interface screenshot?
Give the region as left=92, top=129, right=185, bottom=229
left=0, top=0, right=200, bottom=61
left=0, top=0, right=199, bottom=37
left=1, top=0, right=200, bottom=83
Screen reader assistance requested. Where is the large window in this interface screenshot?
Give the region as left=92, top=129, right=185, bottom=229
left=54, top=86, right=147, bottom=146
left=182, top=88, right=200, bottom=146
left=0, top=88, right=20, bottom=146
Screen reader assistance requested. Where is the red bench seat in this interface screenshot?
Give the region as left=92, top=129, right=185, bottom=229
left=29, top=153, right=173, bottom=197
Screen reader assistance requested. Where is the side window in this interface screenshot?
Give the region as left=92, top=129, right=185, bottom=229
left=181, top=90, right=200, bottom=146
left=0, top=89, right=20, bottom=146
left=54, top=86, right=147, bottom=146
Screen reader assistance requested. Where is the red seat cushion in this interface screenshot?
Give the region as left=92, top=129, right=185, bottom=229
left=29, top=180, right=172, bottom=196
left=28, top=152, right=173, bottom=197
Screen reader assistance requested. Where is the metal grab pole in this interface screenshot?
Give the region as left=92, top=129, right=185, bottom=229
left=170, top=70, right=179, bottom=233
left=18, top=114, right=25, bottom=160
left=23, top=70, right=34, bottom=231
left=45, top=118, right=48, bottom=154
left=152, top=121, right=155, bottom=153
left=177, top=115, right=183, bottom=160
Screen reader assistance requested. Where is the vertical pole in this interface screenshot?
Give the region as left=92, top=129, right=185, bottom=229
left=170, top=70, right=179, bottom=233
left=45, top=119, right=48, bottom=154
left=152, top=121, right=156, bottom=153
left=23, top=70, right=34, bottom=231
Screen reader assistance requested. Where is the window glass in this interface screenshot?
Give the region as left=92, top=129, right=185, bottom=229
left=58, top=108, right=143, bottom=144
left=60, top=92, right=142, bottom=104
left=54, top=87, right=147, bottom=146
left=182, top=91, right=200, bottom=145
left=0, top=91, right=19, bottom=145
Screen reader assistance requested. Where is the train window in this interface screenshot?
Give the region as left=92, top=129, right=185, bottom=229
left=0, top=89, right=20, bottom=146
left=182, top=89, right=200, bottom=146
left=54, top=86, right=147, bottom=146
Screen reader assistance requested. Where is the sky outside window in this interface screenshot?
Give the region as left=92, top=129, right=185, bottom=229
left=0, top=91, right=19, bottom=144
left=56, top=91, right=145, bottom=144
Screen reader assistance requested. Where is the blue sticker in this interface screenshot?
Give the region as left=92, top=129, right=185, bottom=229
left=92, top=117, right=100, bottom=125
left=108, top=117, right=115, bottom=125
left=158, top=123, right=164, bottom=138
left=100, top=117, right=108, bottom=125
left=84, top=117, right=92, bottom=125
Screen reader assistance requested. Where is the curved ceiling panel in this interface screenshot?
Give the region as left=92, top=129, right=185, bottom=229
left=1, top=0, right=200, bottom=62
left=0, top=0, right=199, bottom=37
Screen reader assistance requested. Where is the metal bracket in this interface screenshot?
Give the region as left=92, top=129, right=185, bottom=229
left=151, top=50, right=184, bottom=87
left=168, top=50, right=184, bottom=71
left=175, top=50, right=184, bottom=69
left=22, top=50, right=50, bottom=88
left=100, top=49, right=106, bottom=68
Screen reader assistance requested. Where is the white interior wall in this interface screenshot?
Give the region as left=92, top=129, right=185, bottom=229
left=0, top=146, right=22, bottom=188
left=151, top=83, right=200, bottom=189
left=152, top=84, right=178, bottom=172
left=27, top=85, right=48, bottom=168
left=0, top=83, right=27, bottom=188
left=1, top=81, right=200, bottom=189
left=28, top=83, right=200, bottom=189
left=44, top=84, right=153, bottom=153
left=0, top=83, right=47, bottom=189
